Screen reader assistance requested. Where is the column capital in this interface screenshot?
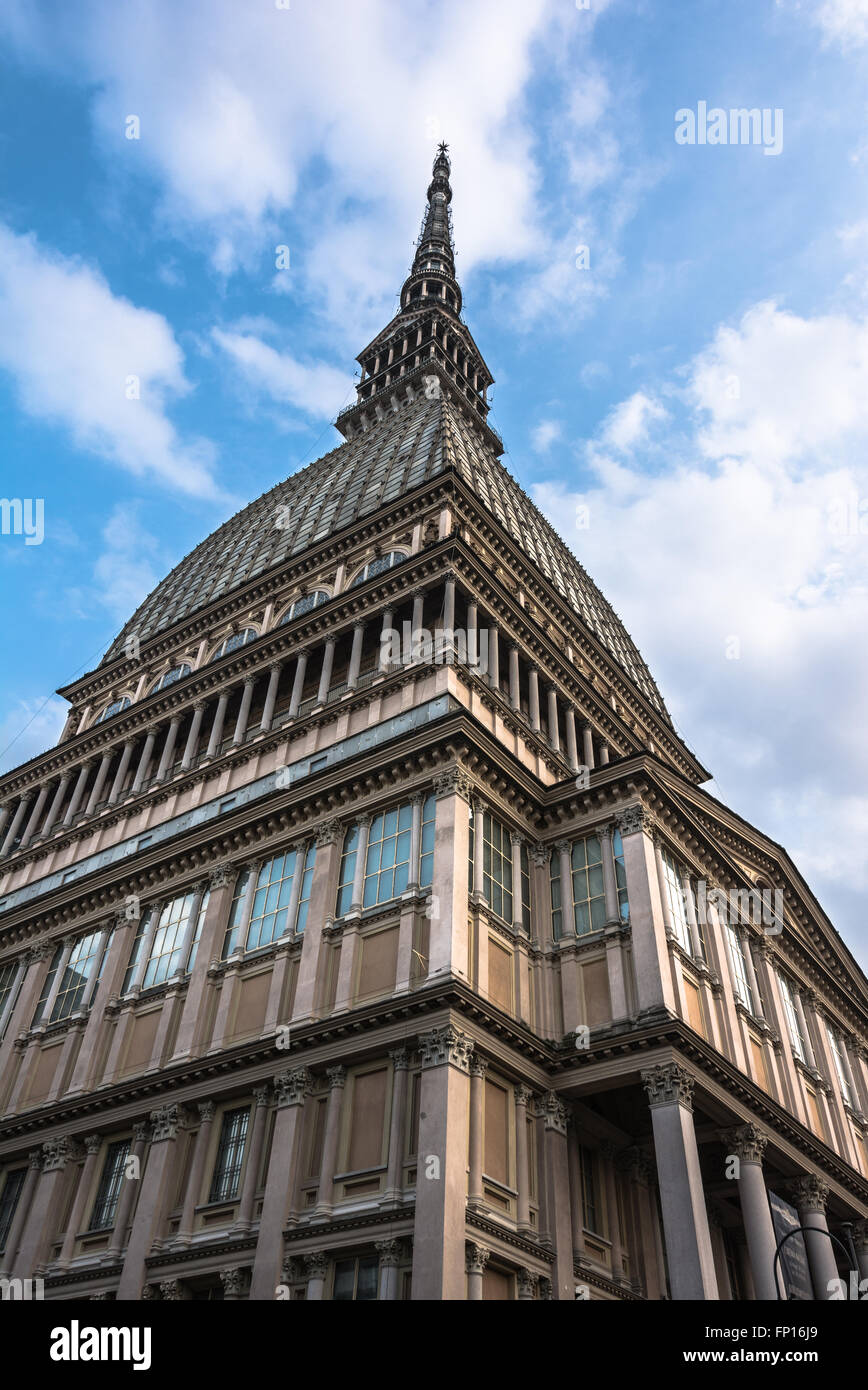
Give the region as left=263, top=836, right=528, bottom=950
left=252, top=1085, right=270, bottom=1108
left=208, top=861, right=234, bottom=890
left=852, top=1220, right=868, bottom=1253
left=132, top=1119, right=150, bottom=1144
left=542, top=1091, right=568, bottom=1135
left=83, top=1133, right=102, bottom=1156
left=529, top=842, right=551, bottom=869
left=641, top=1062, right=695, bottom=1112
left=615, top=803, right=653, bottom=838
left=417, top=1024, right=474, bottom=1072
left=42, top=1136, right=75, bottom=1173
left=723, top=1122, right=769, bottom=1164
left=303, top=1251, right=329, bottom=1280
left=469, top=1056, right=489, bottom=1079
left=509, top=829, right=524, bottom=847
left=517, top=1268, right=539, bottom=1298
left=315, top=819, right=343, bottom=847
left=220, top=1267, right=249, bottom=1298
left=389, top=1046, right=410, bottom=1071
left=465, top=1242, right=490, bottom=1275
left=149, top=1103, right=180, bottom=1143
left=375, top=1238, right=402, bottom=1267
left=326, top=1064, right=347, bottom=1090
left=197, top=1100, right=216, bottom=1123
left=788, top=1174, right=830, bottom=1214
left=26, top=941, right=53, bottom=966
left=514, top=1083, right=533, bottom=1107
left=273, top=1066, right=312, bottom=1108
left=432, top=764, right=473, bottom=802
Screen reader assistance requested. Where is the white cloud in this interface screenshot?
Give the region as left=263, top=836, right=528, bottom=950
left=213, top=327, right=353, bottom=419
left=533, top=300, right=868, bottom=965
left=600, top=390, right=668, bottom=452
left=0, top=696, right=67, bottom=775
left=799, top=0, right=868, bottom=47
left=531, top=418, right=563, bottom=453
left=0, top=225, right=220, bottom=498
left=93, top=504, right=165, bottom=627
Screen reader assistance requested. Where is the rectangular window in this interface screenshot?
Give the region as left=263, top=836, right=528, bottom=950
left=826, top=1025, right=854, bottom=1108
left=33, top=928, right=114, bottom=1025
left=805, top=1085, right=826, bottom=1141
left=90, top=1140, right=131, bottom=1230
left=550, top=831, right=627, bottom=939
left=777, top=973, right=807, bottom=1063
left=336, top=797, right=435, bottom=916
left=661, top=849, right=692, bottom=955
left=726, top=924, right=755, bottom=1014
left=483, top=1078, right=510, bottom=1186
left=469, top=811, right=530, bottom=928
left=683, top=978, right=706, bottom=1038
left=223, top=845, right=316, bottom=957
left=333, top=1254, right=379, bottom=1301
left=347, top=1067, right=388, bottom=1172
left=579, top=1145, right=601, bottom=1235
left=122, top=890, right=210, bottom=993
left=0, top=961, right=20, bottom=1037
left=209, top=1107, right=250, bottom=1203
left=0, top=1168, right=25, bottom=1253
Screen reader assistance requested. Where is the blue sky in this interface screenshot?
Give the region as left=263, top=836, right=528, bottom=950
left=1, top=0, right=867, bottom=965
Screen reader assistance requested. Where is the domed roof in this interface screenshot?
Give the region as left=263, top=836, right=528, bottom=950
left=104, top=390, right=669, bottom=721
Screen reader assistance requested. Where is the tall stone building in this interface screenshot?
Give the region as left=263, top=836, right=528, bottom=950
left=0, top=147, right=866, bottom=1303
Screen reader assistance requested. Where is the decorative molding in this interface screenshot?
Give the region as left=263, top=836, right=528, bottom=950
left=641, top=1062, right=695, bottom=1112
left=417, top=1025, right=474, bottom=1072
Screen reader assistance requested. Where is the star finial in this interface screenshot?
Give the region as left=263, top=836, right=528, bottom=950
left=438, top=141, right=449, bottom=155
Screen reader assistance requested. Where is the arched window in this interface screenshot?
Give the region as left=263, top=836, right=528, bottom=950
left=210, top=628, right=258, bottom=662
left=349, top=552, right=406, bottom=588
left=149, top=663, right=191, bottom=695
left=278, top=591, right=329, bottom=626
left=95, top=696, right=131, bottom=724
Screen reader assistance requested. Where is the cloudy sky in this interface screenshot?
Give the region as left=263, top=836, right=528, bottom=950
left=0, top=0, right=866, bottom=966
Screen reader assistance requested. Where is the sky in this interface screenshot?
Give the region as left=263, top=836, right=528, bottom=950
left=0, top=0, right=866, bottom=967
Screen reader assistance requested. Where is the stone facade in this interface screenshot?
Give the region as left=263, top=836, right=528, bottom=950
left=0, top=149, right=866, bottom=1302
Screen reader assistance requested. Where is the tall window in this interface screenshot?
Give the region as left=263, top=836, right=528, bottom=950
left=279, top=591, right=329, bottom=625
left=33, top=928, right=114, bottom=1025
left=468, top=810, right=530, bottom=929
left=660, top=849, right=692, bottom=954
left=90, top=1141, right=131, bottom=1230
left=149, top=663, right=191, bottom=694
left=826, top=1025, right=854, bottom=1108
left=726, top=925, right=757, bottom=1015
left=777, top=973, right=807, bottom=1064
left=549, top=831, right=628, bottom=939
left=333, top=1254, right=379, bottom=1300
left=336, top=797, right=435, bottom=916
left=209, top=1107, right=250, bottom=1203
left=210, top=629, right=257, bottom=661
left=579, top=1146, right=601, bottom=1235
left=95, top=697, right=131, bottom=724
left=350, top=552, right=405, bottom=588
left=222, top=846, right=316, bottom=957
left=0, top=1168, right=25, bottom=1253
left=0, top=961, right=19, bottom=1036
left=122, top=890, right=210, bottom=993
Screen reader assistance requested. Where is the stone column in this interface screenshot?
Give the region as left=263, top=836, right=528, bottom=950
left=443, top=572, right=456, bottom=635
left=467, top=1056, right=487, bottom=1209
left=171, top=862, right=235, bottom=1062
left=288, top=649, right=309, bottom=718
left=565, top=708, right=579, bottom=772
left=260, top=663, right=283, bottom=731
left=293, top=821, right=342, bottom=1020
left=84, top=753, right=112, bottom=816
left=543, top=1093, right=574, bottom=1299
left=582, top=722, right=595, bottom=770
left=233, top=1086, right=270, bottom=1234
left=19, top=784, right=50, bottom=848
left=304, top=1250, right=328, bottom=1300
left=181, top=701, right=207, bottom=769
left=313, top=1065, right=347, bottom=1218
left=488, top=624, right=500, bottom=689
left=233, top=677, right=256, bottom=744
left=853, top=1220, right=868, bottom=1282
left=249, top=1068, right=312, bottom=1300
left=0, top=1150, right=41, bottom=1277
left=347, top=624, right=365, bottom=689
left=557, top=840, right=573, bottom=938
left=601, top=1140, right=625, bottom=1283
left=105, top=1121, right=148, bottom=1261
left=508, top=645, right=520, bottom=711
left=528, top=667, right=541, bottom=732
left=154, top=717, right=181, bottom=781
left=174, top=1101, right=215, bottom=1245
left=515, top=1084, right=532, bottom=1234
left=117, top=1105, right=181, bottom=1299
left=205, top=693, right=229, bottom=759
left=599, top=742, right=610, bottom=764
left=723, top=1123, right=782, bottom=1300
left=130, top=726, right=158, bottom=794
left=407, top=793, right=423, bottom=893
left=642, top=1062, right=718, bottom=1300
left=376, top=1239, right=402, bottom=1300
left=62, top=761, right=92, bottom=825
left=383, top=1047, right=409, bottom=1204
left=790, top=1176, right=839, bottom=1300
left=1, top=794, right=32, bottom=855
left=547, top=687, right=560, bottom=752
left=378, top=610, right=394, bottom=673
left=57, top=1134, right=102, bottom=1267
left=107, top=740, right=135, bottom=805
left=349, top=815, right=371, bottom=912
left=428, top=769, right=472, bottom=984
left=517, top=1268, right=539, bottom=1300
left=465, top=1242, right=489, bottom=1300
left=15, top=1138, right=78, bottom=1276
left=510, top=831, right=524, bottom=932
left=43, top=774, right=73, bottom=834
left=617, top=806, right=678, bottom=1016
left=466, top=599, right=478, bottom=668
left=412, top=1026, right=474, bottom=1300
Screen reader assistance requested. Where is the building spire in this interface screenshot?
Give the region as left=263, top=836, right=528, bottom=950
left=400, top=143, right=461, bottom=316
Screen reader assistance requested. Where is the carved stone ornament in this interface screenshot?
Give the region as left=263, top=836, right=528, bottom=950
left=469, top=1055, right=489, bottom=1079
left=517, top=1268, right=540, bottom=1297
left=514, top=1083, right=533, bottom=1108
left=615, top=804, right=652, bottom=838
left=432, top=765, right=473, bottom=803
left=303, top=1251, right=329, bottom=1280
left=465, top=1242, right=490, bottom=1275
left=159, top=1279, right=183, bottom=1301
left=208, top=862, right=233, bottom=891
left=273, top=1066, right=312, bottom=1108
left=220, top=1267, right=249, bottom=1297
left=417, top=1025, right=474, bottom=1072
left=641, top=1062, right=695, bottom=1112
left=315, top=819, right=344, bottom=848
left=724, top=1122, right=768, bottom=1164
left=83, top=1134, right=102, bottom=1156
left=326, top=1064, right=347, bottom=1089
left=543, top=1091, right=568, bottom=1135
left=529, top=842, right=551, bottom=869
left=149, top=1103, right=180, bottom=1143
left=375, top=1239, right=401, bottom=1268
left=789, top=1174, right=830, bottom=1214
left=42, top=1137, right=73, bottom=1173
